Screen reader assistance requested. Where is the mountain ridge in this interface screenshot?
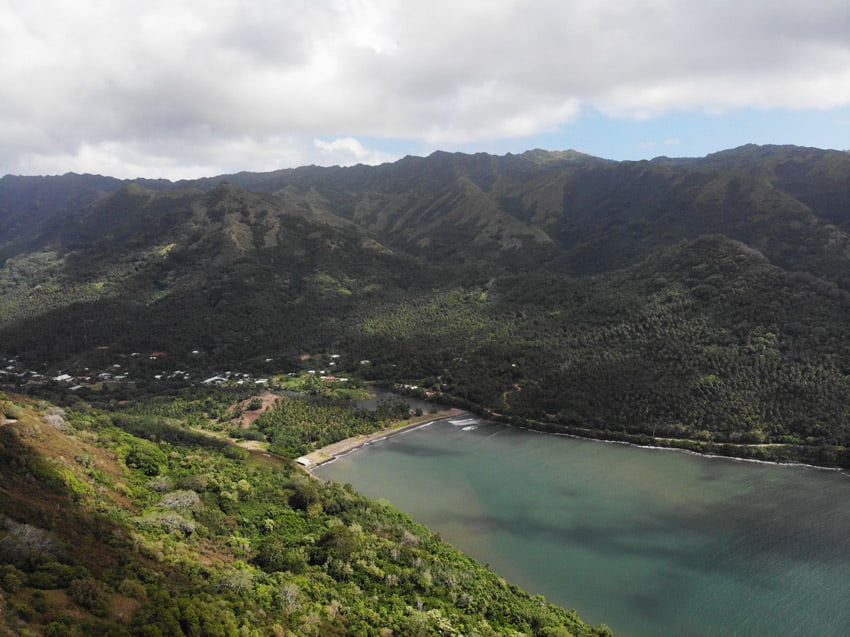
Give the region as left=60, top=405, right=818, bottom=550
left=3, top=144, right=850, bottom=468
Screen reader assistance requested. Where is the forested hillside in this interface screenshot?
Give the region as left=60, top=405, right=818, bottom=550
left=0, top=390, right=609, bottom=636
left=2, top=145, right=850, bottom=467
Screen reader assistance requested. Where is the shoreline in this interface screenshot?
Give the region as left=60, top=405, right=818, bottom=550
left=300, top=407, right=466, bottom=471
left=515, top=423, right=850, bottom=474
left=296, top=395, right=849, bottom=476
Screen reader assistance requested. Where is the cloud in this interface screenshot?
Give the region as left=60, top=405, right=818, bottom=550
left=1, top=0, right=849, bottom=177
left=313, top=137, right=398, bottom=166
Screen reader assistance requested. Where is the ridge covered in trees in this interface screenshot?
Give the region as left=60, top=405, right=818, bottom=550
left=2, top=144, right=850, bottom=468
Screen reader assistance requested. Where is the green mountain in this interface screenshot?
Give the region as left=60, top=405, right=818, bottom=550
left=3, top=145, right=850, bottom=467
left=172, top=144, right=850, bottom=280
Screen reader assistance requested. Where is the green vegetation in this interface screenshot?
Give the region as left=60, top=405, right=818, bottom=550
left=251, top=392, right=409, bottom=458
left=3, top=145, right=850, bottom=469
left=350, top=238, right=850, bottom=467
left=7, top=144, right=850, bottom=632
left=271, top=373, right=370, bottom=403
left=116, top=386, right=257, bottom=423
left=0, top=391, right=608, bottom=636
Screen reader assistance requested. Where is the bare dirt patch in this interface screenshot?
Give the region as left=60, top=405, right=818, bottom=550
left=234, top=392, right=280, bottom=429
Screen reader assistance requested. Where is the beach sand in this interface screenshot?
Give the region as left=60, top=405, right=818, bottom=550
left=300, top=407, right=466, bottom=470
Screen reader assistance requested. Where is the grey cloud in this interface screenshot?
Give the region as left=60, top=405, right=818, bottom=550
left=1, top=0, right=848, bottom=178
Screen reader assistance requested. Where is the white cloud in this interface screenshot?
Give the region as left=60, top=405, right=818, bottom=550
left=1, top=0, right=849, bottom=177
left=313, top=137, right=398, bottom=166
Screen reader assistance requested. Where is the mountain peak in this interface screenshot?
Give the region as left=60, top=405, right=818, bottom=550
left=518, top=148, right=598, bottom=164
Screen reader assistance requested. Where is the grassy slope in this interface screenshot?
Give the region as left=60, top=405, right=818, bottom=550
left=0, top=391, right=610, bottom=636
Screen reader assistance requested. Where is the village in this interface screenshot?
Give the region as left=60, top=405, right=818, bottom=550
left=0, top=349, right=362, bottom=397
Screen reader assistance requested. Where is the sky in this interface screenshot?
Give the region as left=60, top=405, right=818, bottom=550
left=1, top=0, right=849, bottom=180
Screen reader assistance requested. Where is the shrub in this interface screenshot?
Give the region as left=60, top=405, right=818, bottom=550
left=125, top=444, right=165, bottom=476
left=139, top=511, right=196, bottom=536
left=0, top=564, right=25, bottom=592
left=159, top=490, right=201, bottom=512
left=68, top=577, right=109, bottom=616
left=117, top=578, right=147, bottom=600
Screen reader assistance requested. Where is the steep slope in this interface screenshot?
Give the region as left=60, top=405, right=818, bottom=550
left=4, top=145, right=850, bottom=467
left=537, top=157, right=850, bottom=281
left=0, top=390, right=609, bottom=636
left=168, top=146, right=850, bottom=283
left=0, top=181, right=422, bottom=367
left=700, top=145, right=850, bottom=219
left=0, top=173, right=120, bottom=264
left=5, top=145, right=850, bottom=281
left=247, top=152, right=575, bottom=263
left=346, top=235, right=850, bottom=467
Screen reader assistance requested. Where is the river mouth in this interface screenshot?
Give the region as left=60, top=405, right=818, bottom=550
left=316, top=417, right=850, bottom=637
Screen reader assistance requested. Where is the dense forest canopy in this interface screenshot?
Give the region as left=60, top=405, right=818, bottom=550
left=3, top=144, right=850, bottom=468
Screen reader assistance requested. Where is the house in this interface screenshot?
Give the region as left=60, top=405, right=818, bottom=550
left=295, top=457, right=313, bottom=467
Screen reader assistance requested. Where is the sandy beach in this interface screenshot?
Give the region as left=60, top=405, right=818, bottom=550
left=300, top=407, right=466, bottom=470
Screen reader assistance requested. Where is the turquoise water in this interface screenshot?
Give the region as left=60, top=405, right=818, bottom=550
left=315, top=417, right=850, bottom=637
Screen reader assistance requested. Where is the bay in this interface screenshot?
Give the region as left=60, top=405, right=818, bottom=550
left=315, top=416, right=850, bottom=637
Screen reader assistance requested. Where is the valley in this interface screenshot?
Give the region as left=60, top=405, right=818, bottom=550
left=3, top=145, right=850, bottom=468
left=3, top=144, right=850, bottom=635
